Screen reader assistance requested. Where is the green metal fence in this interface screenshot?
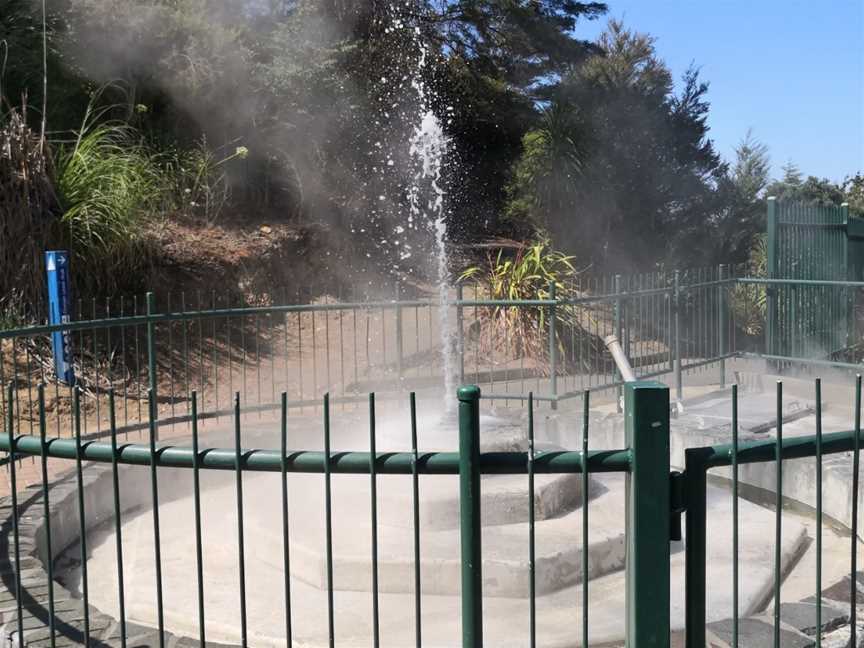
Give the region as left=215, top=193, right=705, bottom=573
left=0, top=267, right=738, bottom=441
left=0, top=380, right=661, bottom=647
left=2, top=269, right=863, bottom=443
left=2, top=241, right=864, bottom=647
left=766, top=198, right=864, bottom=362
left=684, top=378, right=863, bottom=648
left=3, top=298, right=864, bottom=645
left=3, top=374, right=863, bottom=646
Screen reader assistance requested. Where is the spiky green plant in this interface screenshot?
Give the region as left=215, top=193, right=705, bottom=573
left=460, top=239, right=590, bottom=371
left=54, top=101, right=168, bottom=293
left=163, top=138, right=247, bottom=223
left=730, top=235, right=767, bottom=336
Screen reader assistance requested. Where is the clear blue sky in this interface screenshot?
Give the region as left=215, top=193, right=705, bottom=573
left=576, top=1, right=864, bottom=183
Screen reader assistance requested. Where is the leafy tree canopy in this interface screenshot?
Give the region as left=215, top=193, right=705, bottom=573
left=765, top=162, right=847, bottom=206
left=506, top=20, right=727, bottom=271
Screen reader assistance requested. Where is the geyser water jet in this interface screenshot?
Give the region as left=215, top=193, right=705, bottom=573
left=403, top=20, right=455, bottom=407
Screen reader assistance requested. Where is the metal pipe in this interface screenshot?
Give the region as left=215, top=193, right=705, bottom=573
left=604, top=334, right=636, bottom=383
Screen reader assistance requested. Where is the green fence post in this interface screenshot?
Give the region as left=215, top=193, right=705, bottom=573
left=146, top=292, right=159, bottom=440
left=548, top=281, right=558, bottom=410
left=766, top=197, right=779, bottom=357
left=458, top=385, right=483, bottom=647
left=842, top=203, right=852, bottom=348
left=673, top=271, right=683, bottom=401
left=625, top=381, right=670, bottom=647
left=718, top=265, right=727, bottom=388
left=457, top=284, right=465, bottom=385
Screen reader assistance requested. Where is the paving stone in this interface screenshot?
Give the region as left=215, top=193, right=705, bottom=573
left=820, top=619, right=864, bottom=648
left=778, top=601, right=848, bottom=636
left=818, top=573, right=864, bottom=605
left=707, top=616, right=813, bottom=648
left=0, top=459, right=257, bottom=645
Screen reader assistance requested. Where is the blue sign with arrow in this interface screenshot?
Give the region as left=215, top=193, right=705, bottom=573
left=45, top=251, right=75, bottom=385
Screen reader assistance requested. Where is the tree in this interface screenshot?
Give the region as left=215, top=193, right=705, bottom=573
left=504, top=102, right=584, bottom=231
left=0, top=0, right=89, bottom=130
left=765, top=163, right=846, bottom=205
left=845, top=173, right=864, bottom=214
left=690, top=131, right=771, bottom=266
left=507, top=20, right=727, bottom=271
left=732, top=130, right=771, bottom=204
left=426, top=1, right=608, bottom=97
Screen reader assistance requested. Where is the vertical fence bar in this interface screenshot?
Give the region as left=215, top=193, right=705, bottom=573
left=458, top=385, right=483, bottom=648
left=323, top=393, right=335, bottom=647
left=191, top=393, right=206, bottom=647
left=815, top=378, right=822, bottom=648
left=719, top=265, right=727, bottom=387
left=7, top=383, right=24, bottom=648
left=684, top=448, right=708, bottom=648
left=38, top=385, right=57, bottom=648
left=256, top=313, right=262, bottom=416
left=369, top=393, right=380, bottom=647
left=528, top=393, right=536, bottom=648
left=732, top=384, right=739, bottom=648
left=182, top=294, right=190, bottom=422
left=234, top=393, right=248, bottom=647
left=548, top=282, right=558, bottom=410
left=146, top=293, right=159, bottom=441
left=280, top=393, right=293, bottom=647
left=674, top=271, right=682, bottom=401
left=774, top=381, right=783, bottom=648
left=766, top=198, right=779, bottom=357
left=852, top=374, right=861, bottom=647
left=74, top=388, right=91, bottom=645
left=625, top=381, right=670, bottom=647
left=167, top=294, right=175, bottom=422
left=148, top=389, right=165, bottom=648
left=582, top=389, right=590, bottom=648
left=410, top=393, right=421, bottom=648
left=843, top=204, right=852, bottom=347
left=109, top=390, right=127, bottom=648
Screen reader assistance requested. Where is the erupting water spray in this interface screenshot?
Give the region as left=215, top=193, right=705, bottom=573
left=401, top=17, right=456, bottom=407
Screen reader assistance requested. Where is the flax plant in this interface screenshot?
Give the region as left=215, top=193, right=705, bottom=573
left=730, top=236, right=767, bottom=336
left=460, top=239, right=596, bottom=373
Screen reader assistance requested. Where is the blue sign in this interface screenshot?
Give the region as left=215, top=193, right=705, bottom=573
left=45, top=251, right=75, bottom=385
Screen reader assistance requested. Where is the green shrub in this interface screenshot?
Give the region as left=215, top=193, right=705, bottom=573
left=730, top=235, right=767, bottom=336
left=162, top=139, right=247, bottom=223
left=460, top=239, right=593, bottom=371
left=54, top=101, right=168, bottom=293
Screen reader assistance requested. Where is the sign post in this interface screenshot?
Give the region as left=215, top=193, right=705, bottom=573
left=45, top=251, right=75, bottom=385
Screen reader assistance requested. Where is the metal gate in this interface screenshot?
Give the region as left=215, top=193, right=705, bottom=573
left=766, top=198, right=860, bottom=360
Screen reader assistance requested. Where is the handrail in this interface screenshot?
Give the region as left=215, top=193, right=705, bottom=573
left=691, top=427, right=860, bottom=470
left=0, top=434, right=632, bottom=475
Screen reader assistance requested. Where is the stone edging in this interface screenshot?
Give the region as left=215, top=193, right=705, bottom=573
left=0, top=462, right=236, bottom=647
